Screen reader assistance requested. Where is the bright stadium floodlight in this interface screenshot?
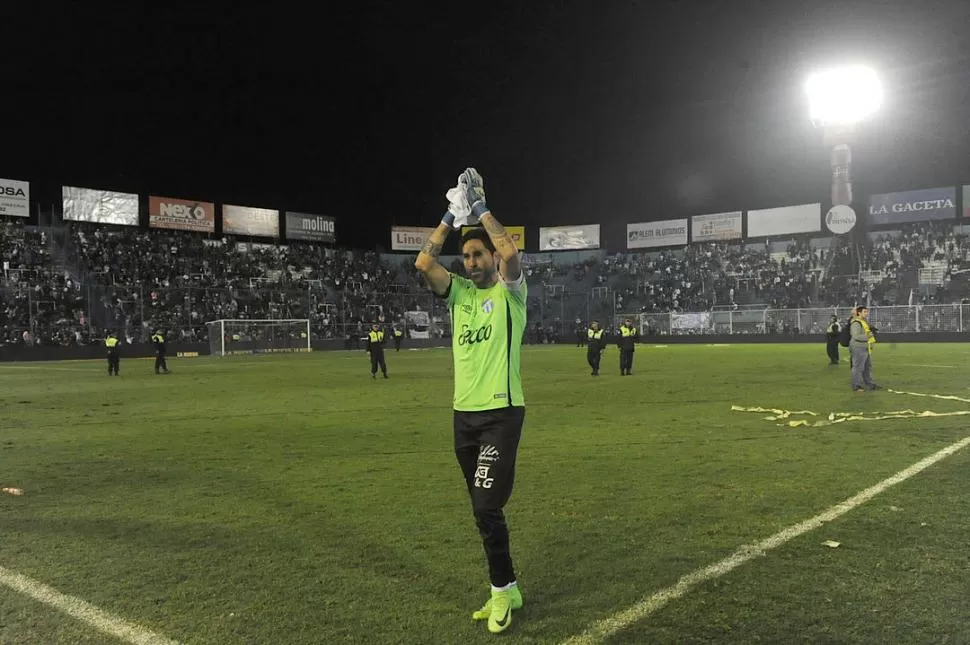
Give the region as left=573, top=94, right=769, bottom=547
left=806, top=66, right=882, bottom=231
left=806, top=65, right=883, bottom=128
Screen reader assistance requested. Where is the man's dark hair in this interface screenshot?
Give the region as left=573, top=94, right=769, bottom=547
left=460, top=227, right=496, bottom=254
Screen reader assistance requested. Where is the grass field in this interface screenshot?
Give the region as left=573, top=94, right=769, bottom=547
left=2, top=342, right=970, bottom=645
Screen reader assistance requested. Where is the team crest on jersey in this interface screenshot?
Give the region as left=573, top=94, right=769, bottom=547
left=481, top=298, right=494, bottom=314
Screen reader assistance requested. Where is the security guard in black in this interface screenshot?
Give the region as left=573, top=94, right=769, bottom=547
left=618, top=319, right=638, bottom=376
left=152, top=330, right=170, bottom=374
left=105, top=332, right=120, bottom=376
left=367, top=323, right=388, bottom=379
left=393, top=326, right=404, bottom=352
left=586, top=321, right=605, bottom=376
left=825, top=315, right=841, bottom=365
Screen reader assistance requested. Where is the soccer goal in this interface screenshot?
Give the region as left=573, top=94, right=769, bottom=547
left=206, top=319, right=311, bottom=356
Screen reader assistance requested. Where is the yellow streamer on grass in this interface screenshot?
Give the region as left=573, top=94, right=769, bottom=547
left=732, top=389, right=970, bottom=428
left=887, top=389, right=970, bottom=405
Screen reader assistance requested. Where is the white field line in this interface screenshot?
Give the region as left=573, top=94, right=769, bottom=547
left=894, top=363, right=961, bottom=369
left=0, top=565, right=180, bottom=645
left=560, top=434, right=970, bottom=645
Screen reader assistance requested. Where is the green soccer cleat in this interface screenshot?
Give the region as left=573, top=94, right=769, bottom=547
left=472, top=585, right=523, bottom=625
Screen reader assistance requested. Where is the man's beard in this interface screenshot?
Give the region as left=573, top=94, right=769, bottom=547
left=468, top=267, right=496, bottom=288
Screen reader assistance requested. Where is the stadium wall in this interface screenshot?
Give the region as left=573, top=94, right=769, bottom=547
left=2, top=334, right=969, bottom=362
left=642, top=333, right=970, bottom=344
left=0, top=338, right=455, bottom=362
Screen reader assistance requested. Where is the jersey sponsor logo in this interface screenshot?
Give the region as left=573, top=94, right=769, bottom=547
left=457, top=323, right=492, bottom=346
left=482, top=297, right=494, bottom=314
left=461, top=304, right=473, bottom=315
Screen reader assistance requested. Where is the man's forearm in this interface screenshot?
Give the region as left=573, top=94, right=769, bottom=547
left=479, top=212, right=517, bottom=261
left=415, top=223, right=451, bottom=271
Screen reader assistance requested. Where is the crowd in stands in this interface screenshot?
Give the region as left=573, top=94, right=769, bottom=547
left=1, top=219, right=88, bottom=347
left=2, top=218, right=969, bottom=347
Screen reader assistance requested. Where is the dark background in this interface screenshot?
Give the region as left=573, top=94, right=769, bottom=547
left=3, top=1, right=969, bottom=250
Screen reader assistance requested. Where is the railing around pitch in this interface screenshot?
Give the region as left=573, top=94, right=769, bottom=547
left=620, top=304, right=969, bottom=335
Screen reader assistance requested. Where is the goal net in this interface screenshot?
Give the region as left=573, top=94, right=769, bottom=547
left=206, top=319, right=311, bottom=356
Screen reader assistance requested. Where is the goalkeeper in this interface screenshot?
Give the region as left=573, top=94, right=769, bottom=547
left=414, top=168, right=527, bottom=635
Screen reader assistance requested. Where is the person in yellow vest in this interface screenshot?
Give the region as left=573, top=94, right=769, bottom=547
left=367, top=322, right=388, bottom=379
left=586, top=321, right=606, bottom=376
left=151, top=329, right=170, bottom=374
left=849, top=306, right=879, bottom=391
left=392, top=325, right=404, bottom=352
left=617, top=318, right=638, bottom=376
left=104, top=331, right=121, bottom=376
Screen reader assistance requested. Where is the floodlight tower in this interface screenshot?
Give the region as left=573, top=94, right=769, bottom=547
left=806, top=66, right=883, bottom=231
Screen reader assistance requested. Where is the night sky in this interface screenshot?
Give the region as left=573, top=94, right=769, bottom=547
left=3, top=1, right=969, bottom=250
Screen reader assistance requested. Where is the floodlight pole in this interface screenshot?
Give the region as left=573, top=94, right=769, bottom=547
left=820, top=123, right=855, bottom=207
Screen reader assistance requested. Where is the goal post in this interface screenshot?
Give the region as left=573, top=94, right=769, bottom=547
left=206, top=319, right=311, bottom=356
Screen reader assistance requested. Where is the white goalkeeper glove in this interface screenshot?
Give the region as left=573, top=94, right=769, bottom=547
left=441, top=172, right=480, bottom=230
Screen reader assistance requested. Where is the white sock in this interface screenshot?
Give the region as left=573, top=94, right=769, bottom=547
left=491, top=581, right=517, bottom=593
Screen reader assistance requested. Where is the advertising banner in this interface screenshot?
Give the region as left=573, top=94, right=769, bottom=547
left=824, top=205, right=857, bottom=234
left=461, top=225, right=526, bottom=250
left=391, top=226, right=435, bottom=251
left=671, top=312, right=712, bottom=331
left=691, top=211, right=742, bottom=242
left=746, top=203, right=821, bottom=237
left=148, top=195, right=215, bottom=233
left=62, top=186, right=139, bottom=226
left=222, top=204, right=280, bottom=237
left=538, top=224, right=600, bottom=251
left=0, top=178, right=29, bottom=218
left=868, top=187, right=957, bottom=225
left=627, top=219, right=688, bottom=249
left=285, top=212, right=336, bottom=243
left=405, top=310, right=431, bottom=339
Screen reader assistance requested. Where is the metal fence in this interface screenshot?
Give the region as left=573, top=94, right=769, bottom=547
left=6, top=270, right=970, bottom=347
left=619, top=304, right=970, bottom=336
left=73, top=284, right=459, bottom=342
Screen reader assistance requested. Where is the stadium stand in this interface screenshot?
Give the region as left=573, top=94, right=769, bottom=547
left=2, top=217, right=969, bottom=347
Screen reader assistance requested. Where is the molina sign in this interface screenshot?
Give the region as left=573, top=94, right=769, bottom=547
left=391, top=226, right=435, bottom=251
left=868, top=187, right=957, bottom=226
left=286, top=212, right=336, bottom=243
left=0, top=178, right=29, bottom=218
left=461, top=225, right=526, bottom=250
left=149, top=196, right=215, bottom=233
left=627, top=219, right=688, bottom=249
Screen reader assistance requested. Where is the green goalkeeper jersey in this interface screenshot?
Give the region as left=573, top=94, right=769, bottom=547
left=446, top=271, right=527, bottom=412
